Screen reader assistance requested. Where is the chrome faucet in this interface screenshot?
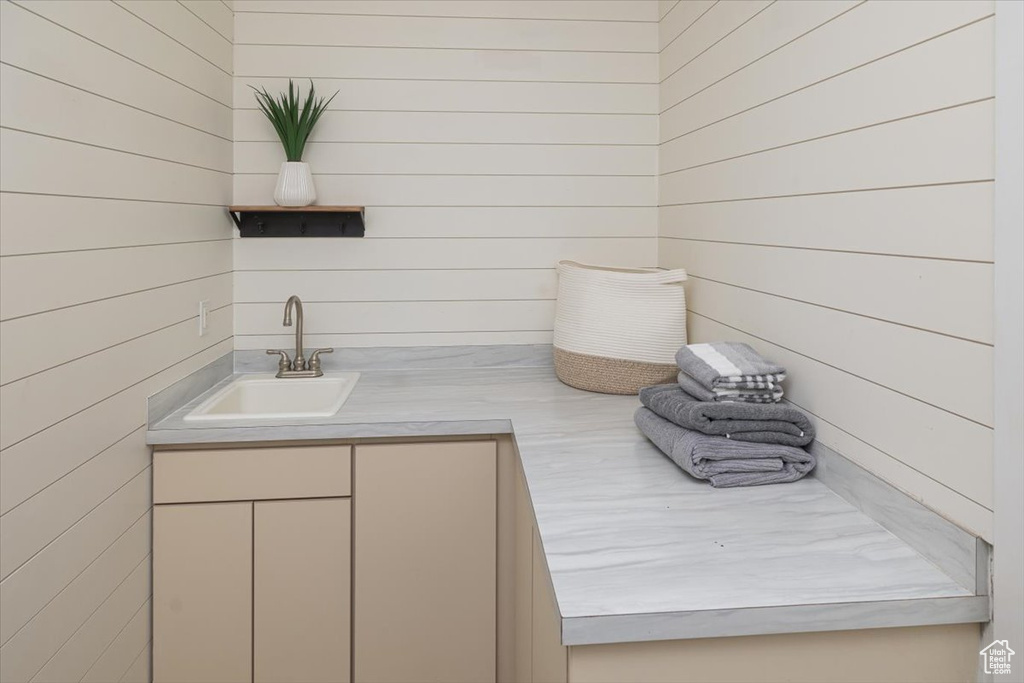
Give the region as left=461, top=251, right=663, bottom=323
left=266, top=295, right=333, bottom=378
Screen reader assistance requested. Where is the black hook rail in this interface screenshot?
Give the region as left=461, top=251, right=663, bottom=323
left=227, top=206, right=365, bottom=237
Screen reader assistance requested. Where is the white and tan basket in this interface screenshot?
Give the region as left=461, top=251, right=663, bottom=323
left=553, top=260, right=687, bottom=395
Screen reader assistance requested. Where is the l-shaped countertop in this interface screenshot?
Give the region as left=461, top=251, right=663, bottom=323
left=148, top=360, right=988, bottom=645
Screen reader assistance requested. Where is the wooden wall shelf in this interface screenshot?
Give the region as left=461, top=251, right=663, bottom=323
left=228, top=206, right=365, bottom=238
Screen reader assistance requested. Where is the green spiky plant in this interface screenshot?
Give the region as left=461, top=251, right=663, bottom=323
left=251, top=79, right=337, bottom=162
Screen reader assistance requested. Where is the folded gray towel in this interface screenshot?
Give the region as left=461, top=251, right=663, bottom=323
left=635, top=407, right=816, bottom=487
left=676, top=342, right=786, bottom=391
left=639, top=384, right=815, bottom=447
left=677, top=371, right=783, bottom=404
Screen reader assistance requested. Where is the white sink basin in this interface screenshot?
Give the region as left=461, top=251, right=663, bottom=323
left=184, top=373, right=360, bottom=421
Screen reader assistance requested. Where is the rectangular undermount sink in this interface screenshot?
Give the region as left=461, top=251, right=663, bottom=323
left=184, top=373, right=360, bottom=421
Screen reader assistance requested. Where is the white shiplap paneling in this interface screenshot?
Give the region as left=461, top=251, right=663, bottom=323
left=234, top=77, right=658, bottom=114
left=658, top=0, right=995, bottom=539
left=658, top=0, right=714, bottom=51
left=0, top=195, right=234, bottom=255
left=233, top=0, right=658, bottom=346
left=235, top=11, right=656, bottom=51
left=235, top=44, right=655, bottom=82
left=659, top=100, right=994, bottom=205
left=660, top=0, right=993, bottom=139
left=234, top=109, right=656, bottom=144
left=0, top=2, right=231, bottom=139
left=235, top=142, right=656, bottom=176
left=234, top=269, right=557, bottom=303
left=233, top=174, right=656, bottom=207
left=658, top=183, right=993, bottom=261
left=688, top=313, right=994, bottom=539
left=658, top=238, right=993, bottom=344
left=234, top=236, right=654, bottom=271
left=19, top=0, right=231, bottom=106
left=234, top=1, right=659, bottom=22
left=0, top=240, right=232, bottom=320
left=659, top=0, right=772, bottom=83
left=684, top=276, right=993, bottom=438
left=660, top=16, right=995, bottom=168
left=0, top=2, right=234, bottom=682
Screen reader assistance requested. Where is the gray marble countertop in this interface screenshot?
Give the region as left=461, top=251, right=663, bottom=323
left=148, top=365, right=987, bottom=645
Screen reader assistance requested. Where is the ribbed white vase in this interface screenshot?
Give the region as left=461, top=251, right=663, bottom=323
left=273, top=161, right=316, bottom=207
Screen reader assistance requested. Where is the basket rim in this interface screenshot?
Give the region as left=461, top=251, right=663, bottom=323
left=557, top=259, right=687, bottom=283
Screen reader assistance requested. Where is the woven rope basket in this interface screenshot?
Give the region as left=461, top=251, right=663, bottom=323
left=553, top=261, right=687, bottom=395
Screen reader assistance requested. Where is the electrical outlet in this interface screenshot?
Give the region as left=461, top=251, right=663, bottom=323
left=198, top=300, right=209, bottom=336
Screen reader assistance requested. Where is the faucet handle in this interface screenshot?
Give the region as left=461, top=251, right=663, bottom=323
left=308, top=348, right=333, bottom=375
left=266, top=349, right=292, bottom=376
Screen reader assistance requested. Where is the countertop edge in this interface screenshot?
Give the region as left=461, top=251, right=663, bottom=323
left=146, top=418, right=514, bottom=445
left=560, top=595, right=990, bottom=646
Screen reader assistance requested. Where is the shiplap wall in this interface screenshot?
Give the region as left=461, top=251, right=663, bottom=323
left=231, top=0, right=659, bottom=350
left=0, top=1, right=234, bottom=681
left=657, top=0, right=996, bottom=539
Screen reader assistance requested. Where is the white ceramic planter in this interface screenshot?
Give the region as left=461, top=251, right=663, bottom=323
left=274, top=161, right=317, bottom=207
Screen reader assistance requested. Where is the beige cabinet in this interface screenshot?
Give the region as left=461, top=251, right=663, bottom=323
left=153, top=446, right=352, bottom=683
left=354, top=441, right=498, bottom=683
left=531, top=532, right=567, bottom=683
left=154, top=440, right=501, bottom=683
left=254, top=498, right=351, bottom=683
left=514, top=457, right=567, bottom=683
left=154, top=502, right=254, bottom=683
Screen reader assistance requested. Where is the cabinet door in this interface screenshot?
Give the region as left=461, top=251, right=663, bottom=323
left=515, top=458, right=535, bottom=682
left=532, top=531, right=567, bottom=683
left=154, top=502, right=253, bottom=683
left=354, top=441, right=497, bottom=683
left=254, top=498, right=351, bottom=683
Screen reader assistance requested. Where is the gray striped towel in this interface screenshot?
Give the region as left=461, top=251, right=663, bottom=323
left=677, top=372, right=783, bottom=404
left=676, top=342, right=786, bottom=392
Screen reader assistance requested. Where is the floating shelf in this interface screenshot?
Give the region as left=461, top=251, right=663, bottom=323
left=228, top=206, right=365, bottom=238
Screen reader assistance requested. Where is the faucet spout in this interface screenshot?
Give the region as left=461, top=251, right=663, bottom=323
left=283, top=295, right=305, bottom=371
left=269, top=295, right=327, bottom=378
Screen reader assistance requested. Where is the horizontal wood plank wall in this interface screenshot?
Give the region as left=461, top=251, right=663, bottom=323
left=232, top=0, right=659, bottom=350
left=657, top=0, right=996, bottom=539
left=0, top=1, right=234, bottom=681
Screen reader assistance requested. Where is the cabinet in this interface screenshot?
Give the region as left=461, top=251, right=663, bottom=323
left=254, top=498, right=351, bottom=683
left=153, top=502, right=253, bottom=683
left=514, top=456, right=566, bottom=683
left=530, top=532, right=566, bottom=683
left=153, top=440, right=498, bottom=683
left=154, top=499, right=351, bottom=683
left=354, top=441, right=497, bottom=683
left=153, top=446, right=352, bottom=683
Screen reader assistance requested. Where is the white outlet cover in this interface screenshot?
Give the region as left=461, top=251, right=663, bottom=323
left=198, top=300, right=209, bottom=336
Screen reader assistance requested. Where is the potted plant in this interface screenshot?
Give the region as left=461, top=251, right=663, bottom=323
left=251, top=79, right=337, bottom=207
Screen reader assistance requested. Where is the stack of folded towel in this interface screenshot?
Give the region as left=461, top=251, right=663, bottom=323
left=676, top=342, right=786, bottom=403
left=635, top=342, right=817, bottom=488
